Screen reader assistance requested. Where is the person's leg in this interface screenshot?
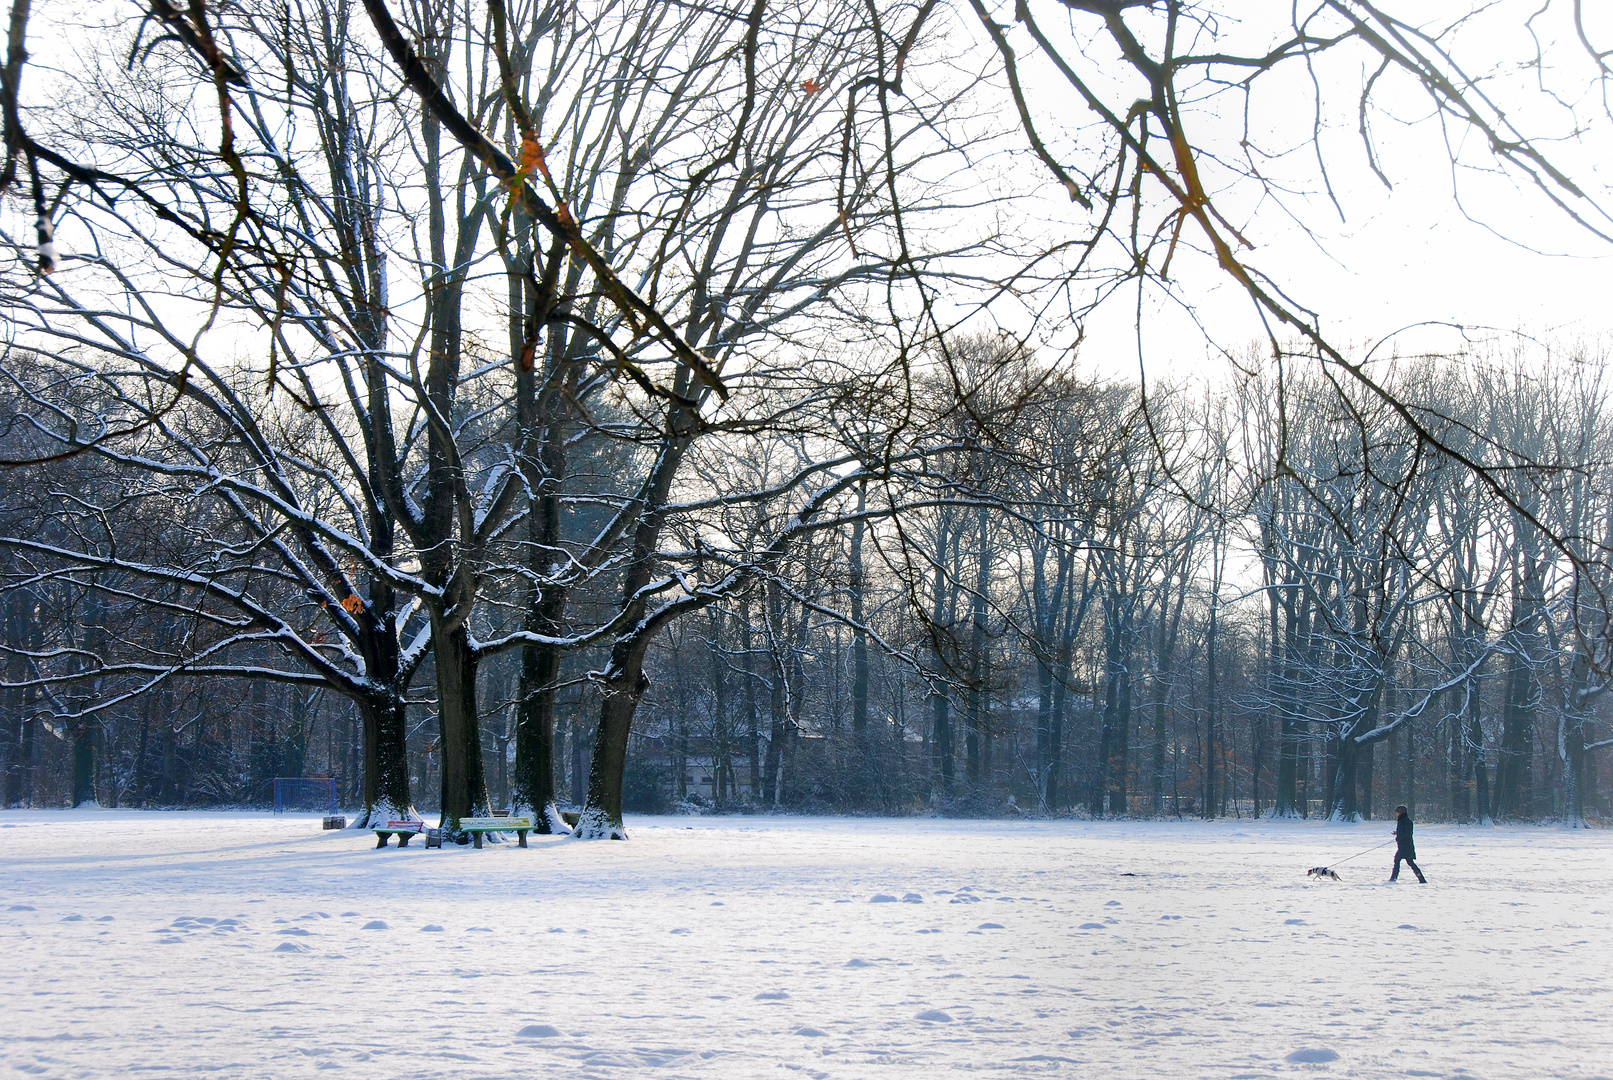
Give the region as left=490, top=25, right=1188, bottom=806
left=1391, top=853, right=1402, bottom=881
left=1408, top=858, right=1426, bottom=883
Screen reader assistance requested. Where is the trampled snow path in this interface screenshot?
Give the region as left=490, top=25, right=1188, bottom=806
left=2, top=812, right=1610, bottom=1079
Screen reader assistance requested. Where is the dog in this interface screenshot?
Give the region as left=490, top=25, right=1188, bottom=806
left=1306, top=866, right=1341, bottom=881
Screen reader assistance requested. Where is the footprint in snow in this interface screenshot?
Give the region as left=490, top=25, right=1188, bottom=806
left=755, top=991, right=790, bottom=1000
left=670, top=928, right=690, bottom=934
left=1286, top=1048, right=1339, bottom=1064
left=1285, top=919, right=1307, bottom=926
left=516, top=1024, right=564, bottom=1038
left=870, top=894, right=898, bottom=903
left=362, top=921, right=389, bottom=930
left=915, top=1010, right=954, bottom=1022
left=1104, top=900, right=1121, bottom=907
left=1078, top=923, right=1106, bottom=930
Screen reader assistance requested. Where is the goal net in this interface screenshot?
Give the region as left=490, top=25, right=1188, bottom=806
left=272, top=777, right=339, bottom=815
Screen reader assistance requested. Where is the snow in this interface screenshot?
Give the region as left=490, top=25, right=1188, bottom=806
left=3, top=811, right=1611, bottom=1079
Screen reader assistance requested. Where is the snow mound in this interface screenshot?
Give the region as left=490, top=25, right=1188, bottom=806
left=916, top=1010, right=954, bottom=1022
left=844, top=959, right=872, bottom=968
left=516, top=1024, right=564, bottom=1038
left=870, top=894, right=898, bottom=903
left=273, top=942, right=306, bottom=953
left=978, top=922, right=1004, bottom=930
left=542, top=804, right=573, bottom=836
left=420, top=925, right=444, bottom=932
left=795, top=1027, right=828, bottom=1037
left=8, top=905, right=35, bottom=911
left=361, top=920, right=389, bottom=930
left=902, top=893, right=924, bottom=903
left=60, top=914, right=84, bottom=922
left=276, top=928, right=312, bottom=936
left=1078, top=922, right=1106, bottom=930
left=571, top=807, right=628, bottom=840
left=1286, top=1048, right=1340, bottom=1063
left=755, top=991, right=790, bottom=1000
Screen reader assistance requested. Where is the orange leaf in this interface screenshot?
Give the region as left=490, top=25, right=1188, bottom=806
left=802, top=78, right=821, bottom=97
left=341, top=595, right=364, bottom=614
left=518, top=131, right=551, bottom=182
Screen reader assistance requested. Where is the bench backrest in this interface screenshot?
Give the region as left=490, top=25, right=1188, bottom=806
left=384, top=820, right=426, bottom=832
left=459, top=816, right=532, bottom=829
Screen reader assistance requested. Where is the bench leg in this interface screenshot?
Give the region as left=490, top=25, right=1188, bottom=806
left=375, top=833, right=389, bottom=848
left=517, top=830, right=528, bottom=848
left=398, top=833, right=411, bottom=847
left=472, top=831, right=483, bottom=849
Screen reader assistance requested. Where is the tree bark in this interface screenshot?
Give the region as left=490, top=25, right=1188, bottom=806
left=433, top=616, right=489, bottom=833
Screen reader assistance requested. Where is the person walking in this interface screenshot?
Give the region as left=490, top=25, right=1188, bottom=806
left=1390, top=804, right=1427, bottom=883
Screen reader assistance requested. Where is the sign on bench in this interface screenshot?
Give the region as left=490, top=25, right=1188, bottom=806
left=459, top=816, right=534, bottom=849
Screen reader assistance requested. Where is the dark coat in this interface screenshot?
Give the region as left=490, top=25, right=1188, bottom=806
left=1395, top=814, right=1416, bottom=860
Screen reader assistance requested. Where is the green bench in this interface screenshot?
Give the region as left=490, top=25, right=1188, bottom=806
left=459, top=816, right=533, bottom=847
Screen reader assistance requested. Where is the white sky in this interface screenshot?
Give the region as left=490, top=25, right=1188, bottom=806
left=931, top=0, right=1613, bottom=382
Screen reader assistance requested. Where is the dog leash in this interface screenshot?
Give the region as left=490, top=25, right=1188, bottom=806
left=1329, top=838, right=1396, bottom=867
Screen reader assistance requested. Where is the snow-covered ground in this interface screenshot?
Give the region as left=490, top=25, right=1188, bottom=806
left=2, top=811, right=1609, bottom=1079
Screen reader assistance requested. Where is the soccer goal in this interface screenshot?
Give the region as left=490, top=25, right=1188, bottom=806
left=272, top=777, right=339, bottom=815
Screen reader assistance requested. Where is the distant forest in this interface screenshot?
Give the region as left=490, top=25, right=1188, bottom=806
left=8, top=342, right=1612, bottom=825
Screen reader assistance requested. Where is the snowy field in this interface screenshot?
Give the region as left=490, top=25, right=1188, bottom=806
left=2, top=812, right=1610, bottom=1080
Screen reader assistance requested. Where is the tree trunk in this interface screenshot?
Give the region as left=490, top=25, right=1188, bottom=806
left=576, top=647, right=647, bottom=839
left=965, top=505, right=990, bottom=788
left=742, top=598, right=760, bottom=801
left=849, top=486, right=870, bottom=753
left=512, top=631, right=563, bottom=832
left=433, top=616, right=489, bottom=834
left=71, top=721, right=98, bottom=807
left=357, top=693, right=413, bottom=826
left=1203, top=599, right=1219, bottom=819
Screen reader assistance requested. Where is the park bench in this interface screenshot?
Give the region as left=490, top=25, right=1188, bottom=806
left=459, top=816, right=534, bottom=847
left=373, top=820, right=428, bottom=848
